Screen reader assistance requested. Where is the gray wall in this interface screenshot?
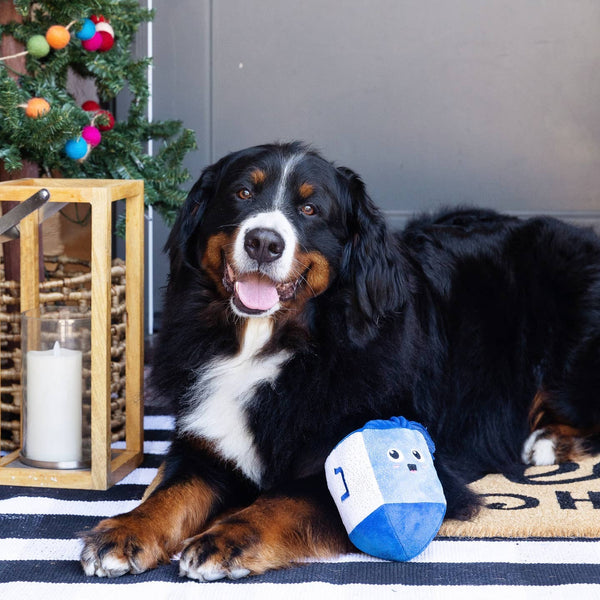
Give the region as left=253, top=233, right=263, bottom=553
left=150, top=0, right=600, bottom=322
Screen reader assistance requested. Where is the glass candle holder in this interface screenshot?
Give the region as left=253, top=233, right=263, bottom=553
left=21, top=306, right=92, bottom=469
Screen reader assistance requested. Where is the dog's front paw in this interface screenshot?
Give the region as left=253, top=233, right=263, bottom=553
left=178, top=496, right=349, bottom=581
left=81, top=516, right=168, bottom=577
left=179, top=521, right=275, bottom=581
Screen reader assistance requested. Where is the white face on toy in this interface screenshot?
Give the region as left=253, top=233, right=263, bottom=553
left=367, top=428, right=436, bottom=501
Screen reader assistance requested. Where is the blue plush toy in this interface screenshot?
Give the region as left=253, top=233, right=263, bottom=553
left=325, top=417, right=446, bottom=561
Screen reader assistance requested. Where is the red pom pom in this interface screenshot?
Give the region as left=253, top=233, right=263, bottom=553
left=97, top=110, right=115, bottom=132
left=90, top=15, right=107, bottom=24
left=82, top=101, right=114, bottom=131
left=82, top=100, right=100, bottom=112
left=97, top=31, right=114, bottom=52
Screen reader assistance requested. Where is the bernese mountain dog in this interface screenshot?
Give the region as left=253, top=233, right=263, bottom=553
left=81, top=142, right=600, bottom=580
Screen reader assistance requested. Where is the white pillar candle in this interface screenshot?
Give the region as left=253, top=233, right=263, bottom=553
left=25, top=341, right=83, bottom=463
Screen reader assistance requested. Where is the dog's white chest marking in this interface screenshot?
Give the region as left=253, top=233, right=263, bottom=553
left=181, top=318, right=288, bottom=485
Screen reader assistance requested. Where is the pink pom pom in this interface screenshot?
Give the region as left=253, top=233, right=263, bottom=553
left=82, top=32, right=102, bottom=51
left=82, top=125, right=102, bottom=147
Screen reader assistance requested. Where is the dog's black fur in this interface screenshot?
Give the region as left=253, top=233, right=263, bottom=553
left=82, top=142, right=600, bottom=579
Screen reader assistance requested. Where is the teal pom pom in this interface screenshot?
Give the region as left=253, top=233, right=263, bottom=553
left=76, top=19, right=96, bottom=41
left=65, top=138, right=89, bottom=160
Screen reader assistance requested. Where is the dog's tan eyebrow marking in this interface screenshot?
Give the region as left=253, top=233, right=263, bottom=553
left=250, top=169, right=267, bottom=185
left=299, top=183, right=314, bottom=199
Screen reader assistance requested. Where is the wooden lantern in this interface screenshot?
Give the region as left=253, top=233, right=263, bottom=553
left=0, top=179, right=144, bottom=489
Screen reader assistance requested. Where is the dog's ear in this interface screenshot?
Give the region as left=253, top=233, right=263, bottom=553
left=338, top=167, right=409, bottom=345
left=164, top=164, right=220, bottom=273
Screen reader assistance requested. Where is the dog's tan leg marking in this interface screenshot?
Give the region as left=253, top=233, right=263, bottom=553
left=81, top=474, right=219, bottom=577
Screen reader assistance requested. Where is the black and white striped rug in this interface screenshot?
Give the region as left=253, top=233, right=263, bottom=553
left=2, top=410, right=600, bottom=599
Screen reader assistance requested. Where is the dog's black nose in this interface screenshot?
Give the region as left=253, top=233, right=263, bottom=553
left=244, top=228, right=285, bottom=264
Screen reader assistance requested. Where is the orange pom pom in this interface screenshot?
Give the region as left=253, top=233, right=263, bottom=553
left=25, top=98, right=50, bottom=118
left=46, top=25, right=70, bottom=50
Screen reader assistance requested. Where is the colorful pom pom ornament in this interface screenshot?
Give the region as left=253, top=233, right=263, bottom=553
left=24, top=98, right=50, bottom=118
left=76, top=18, right=96, bottom=41
left=27, top=35, right=50, bottom=58
left=81, top=100, right=101, bottom=112
left=65, top=138, right=89, bottom=160
left=82, top=126, right=102, bottom=147
left=79, top=16, right=115, bottom=53
left=45, top=25, right=70, bottom=50
left=82, top=32, right=102, bottom=52
left=97, top=110, right=115, bottom=131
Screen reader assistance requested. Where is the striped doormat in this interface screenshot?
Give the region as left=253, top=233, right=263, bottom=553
left=440, top=454, right=600, bottom=538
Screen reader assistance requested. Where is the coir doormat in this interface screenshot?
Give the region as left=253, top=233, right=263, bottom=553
left=439, top=454, right=600, bottom=538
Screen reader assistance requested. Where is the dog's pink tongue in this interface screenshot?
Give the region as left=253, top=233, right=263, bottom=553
left=235, top=277, right=279, bottom=311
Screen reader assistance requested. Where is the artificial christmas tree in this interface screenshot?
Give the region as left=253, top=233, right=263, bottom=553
left=0, top=0, right=196, bottom=225
left=0, top=1, right=192, bottom=464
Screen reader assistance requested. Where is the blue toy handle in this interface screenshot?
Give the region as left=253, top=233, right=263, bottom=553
left=334, top=467, right=350, bottom=502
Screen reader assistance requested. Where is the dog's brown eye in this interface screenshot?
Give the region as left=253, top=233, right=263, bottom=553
left=301, top=203, right=316, bottom=216
left=237, top=188, right=253, bottom=200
